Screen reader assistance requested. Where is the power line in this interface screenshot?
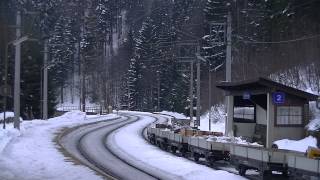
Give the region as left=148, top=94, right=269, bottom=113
left=233, top=0, right=319, bottom=34
left=240, top=34, right=320, bottom=44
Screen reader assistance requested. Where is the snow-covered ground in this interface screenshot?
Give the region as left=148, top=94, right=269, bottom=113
left=274, top=136, right=318, bottom=152
left=0, top=112, right=15, bottom=121
left=109, top=114, right=247, bottom=180
left=0, top=111, right=118, bottom=180
left=159, top=111, right=188, bottom=119
left=0, top=111, right=23, bottom=121
left=199, top=104, right=225, bottom=133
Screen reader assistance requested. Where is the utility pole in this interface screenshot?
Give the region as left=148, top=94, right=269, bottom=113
left=13, top=10, right=21, bottom=130
left=225, top=11, right=233, bottom=136
left=226, top=12, right=232, bottom=83
left=43, top=39, right=48, bottom=120
left=208, top=67, right=212, bottom=131
left=189, top=61, right=194, bottom=124
left=196, top=46, right=201, bottom=128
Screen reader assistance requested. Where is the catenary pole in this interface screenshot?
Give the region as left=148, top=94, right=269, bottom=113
left=225, top=11, right=233, bottom=136
left=196, top=46, right=201, bottom=128
left=13, top=11, right=21, bottom=130
left=43, top=39, right=48, bottom=120
left=190, top=61, right=194, bottom=124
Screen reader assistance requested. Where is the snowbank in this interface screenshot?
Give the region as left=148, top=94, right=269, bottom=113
left=274, top=136, right=318, bottom=152
left=0, top=112, right=14, bottom=120
left=159, top=105, right=226, bottom=134
left=0, top=126, right=21, bottom=154
left=0, top=111, right=118, bottom=180
left=159, top=111, right=188, bottom=119
left=0, top=111, right=23, bottom=122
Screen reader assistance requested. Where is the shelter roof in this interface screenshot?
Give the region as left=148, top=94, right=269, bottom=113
left=216, top=77, right=318, bottom=101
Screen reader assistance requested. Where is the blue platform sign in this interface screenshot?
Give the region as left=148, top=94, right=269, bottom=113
left=243, top=91, right=251, bottom=100
left=272, top=92, right=285, bottom=104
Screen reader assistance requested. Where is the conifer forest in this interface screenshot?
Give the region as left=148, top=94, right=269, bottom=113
left=0, top=0, right=320, bottom=119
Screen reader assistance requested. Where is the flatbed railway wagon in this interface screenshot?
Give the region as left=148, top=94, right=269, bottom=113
left=147, top=126, right=157, bottom=145
left=188, top=136, right=230, bottom=164
left=148, top=127, right=170, bottom=150
left=147, top=127, right=230, bottom=163
left=230, top=143, right=302, bottom=178
left=288, top=154, right=320, bottom=180
left=147, top=127, right=191, bottom=155
left=167, top=130, right=189, bottom=156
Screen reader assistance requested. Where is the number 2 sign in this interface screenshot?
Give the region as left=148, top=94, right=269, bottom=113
left=272, top=92, right=285, bottom=104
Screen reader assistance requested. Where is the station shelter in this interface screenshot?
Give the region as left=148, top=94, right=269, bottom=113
left=216, top=77, right=318, bottom=148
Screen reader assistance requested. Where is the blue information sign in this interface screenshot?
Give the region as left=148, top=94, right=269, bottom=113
left=272, top=92, right=285, bottom=104
left=243, top=91, right=251, bottom=100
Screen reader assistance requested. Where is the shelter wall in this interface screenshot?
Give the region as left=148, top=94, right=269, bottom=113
left=256, top=105, right=267, bottom=125
left=273, top=127, right=305, bottom=141
left=234, top=123, right=255, bottom=139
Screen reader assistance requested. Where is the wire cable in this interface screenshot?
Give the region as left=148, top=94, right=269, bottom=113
left=240, top=34, right=320, bottom=44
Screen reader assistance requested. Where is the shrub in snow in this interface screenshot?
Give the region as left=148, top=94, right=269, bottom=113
left=306, top=102, right=320, bottom=132
left=60, top=111, right=86, bottom=121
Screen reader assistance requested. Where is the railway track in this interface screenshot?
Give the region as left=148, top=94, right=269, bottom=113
left=58, top=115, right=160, bottom=180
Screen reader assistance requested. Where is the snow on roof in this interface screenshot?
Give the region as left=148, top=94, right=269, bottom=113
left=274, top=136, right=318, bottom=152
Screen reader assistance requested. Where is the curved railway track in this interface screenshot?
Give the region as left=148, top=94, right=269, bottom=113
left=58, top=114, right=162, bottom=180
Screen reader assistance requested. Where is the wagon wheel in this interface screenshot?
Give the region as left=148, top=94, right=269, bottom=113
left=162, top=143, right=168, bottom=151
left=261, top=170, right=272, bottom=180
left=180, top=149, right=187, bottom=157
left=238, top=165, right=247, bottom=176
left=171, top=146, right=177, bottom=154
left=194, top=153, right=200, bottom=162
left=208, top=157, right=216, bottom=166
left=282, top=170, right=288, bottom=177
left=224, top=152, right=230, bottom=161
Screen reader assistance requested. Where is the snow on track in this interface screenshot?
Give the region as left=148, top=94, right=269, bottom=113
left=61, top=115, right=157, bottom=180
left=108, top=113, right=247, bottom=180
left=0, top=111, right=118, bottom=180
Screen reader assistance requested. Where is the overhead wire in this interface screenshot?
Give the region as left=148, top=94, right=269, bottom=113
left=234, top=0, right=320, bottom=44
left=241, top=34, right=320, bottom=44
